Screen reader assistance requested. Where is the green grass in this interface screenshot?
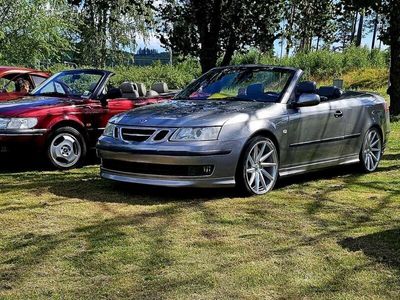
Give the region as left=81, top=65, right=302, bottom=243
left=1, top=124, right=400, bottom=299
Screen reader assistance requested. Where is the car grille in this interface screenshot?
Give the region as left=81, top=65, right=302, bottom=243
left=120, top=128, right=156, bottom=142
left=102, top=159, right=214, bottom=177
left=119, top=127, right=173, bottom=142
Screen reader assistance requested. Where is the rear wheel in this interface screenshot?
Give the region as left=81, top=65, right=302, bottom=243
left=236, top=136, right=279, bottom=195
left=47, top=127, right=86, bottom=169
left=359, top=127, right=382, bottom=172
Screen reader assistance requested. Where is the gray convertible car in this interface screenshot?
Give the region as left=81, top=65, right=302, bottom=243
left=96, top=65, right=390, bottom=195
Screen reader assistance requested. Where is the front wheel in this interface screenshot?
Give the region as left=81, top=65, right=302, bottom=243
left=46, top=127, right=86, bottom=170
left=359, top=127, right=382, bottom=172
left=236, top=136, right=279, bottom=195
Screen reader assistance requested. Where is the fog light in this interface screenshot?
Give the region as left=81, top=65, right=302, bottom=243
left=203, top=165, right=213, bottom=175
left=187, top=165, right=214, bottom=176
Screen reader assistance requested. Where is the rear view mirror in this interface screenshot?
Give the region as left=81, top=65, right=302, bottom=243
left=295, top=93, right=320, bottom=107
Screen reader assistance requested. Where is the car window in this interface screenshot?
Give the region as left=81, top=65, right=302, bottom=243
left=0, top=78, right=15, bottom=92
left=32, top=71, right=104, bottom=98
left=176, top=67, right=294, bottom=103
left=31, top=75, right=47, bottom=87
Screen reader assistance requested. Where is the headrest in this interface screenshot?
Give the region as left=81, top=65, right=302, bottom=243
left=152, top=82, right=169, bottom=94
left=120, top=82, right=138, bottom=93
left=122, top=90, right=139, bottom=99
left=146, top=90, right=159, bottom=97
left=137, top=83, right=147, bottom=97
left=246, top=83, right=264, bottom=96
left=297, top=81, right=317, bottom=94
left=318, top=86, right=343, bottom=100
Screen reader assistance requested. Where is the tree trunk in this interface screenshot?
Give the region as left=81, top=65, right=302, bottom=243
left=350, top=12, right=358, bottom=44
left=356, top=9, right=364, bottom=47
left=389, top=2, right=400, bottom=116
left=194, top=0, right=222, bottom=73
left=371, top=13, right=378, bottom=49
left=221, top=34, right=236, bottom=66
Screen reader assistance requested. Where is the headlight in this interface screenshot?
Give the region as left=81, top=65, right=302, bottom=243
left=103, top=123, right=117, bottom=137
left=170, top=127, right=221, bottom=141
left=0, top=118, right=38, bottom=129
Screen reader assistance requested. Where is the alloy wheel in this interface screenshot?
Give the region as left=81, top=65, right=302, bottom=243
left=245, top=139, right=278, bottom=194
left=362, top=129, right=382, bottom=172
left=49, top=133, right=82, bottom=169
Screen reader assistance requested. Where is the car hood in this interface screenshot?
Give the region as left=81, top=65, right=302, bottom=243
left=117, top=100, right=274, bottom=127
left=0, top=96, right=77, bottom=117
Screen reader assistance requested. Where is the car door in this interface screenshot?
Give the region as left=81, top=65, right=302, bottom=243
left=81, top=98, right=137, bottom=143
left=285, top=100, right=346, bottom=167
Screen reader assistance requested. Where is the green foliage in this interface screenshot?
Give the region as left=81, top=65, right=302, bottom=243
left=68, top=0, right=153, bottom=67
left=230, top=47, right=389, bottom=79
left=46, top=61, right=200, bottom=89
left=0, top=0, right=77, bottom=67
left=343, top=68, right=389, bottom=90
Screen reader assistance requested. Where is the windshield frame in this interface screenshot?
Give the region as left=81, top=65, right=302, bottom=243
left=174, top=65, right=297, bottom=103
left=30, top=69, right=112, bottom=100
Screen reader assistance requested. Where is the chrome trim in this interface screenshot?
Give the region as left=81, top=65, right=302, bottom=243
left=289, top=133, right=361, bottom=147
left=118, top=126, right=174, bottom=143
left=0, top=129, right=47, bottom=136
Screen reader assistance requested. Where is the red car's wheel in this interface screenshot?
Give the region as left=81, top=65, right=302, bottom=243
left=46, top=127, right=87, bottom=169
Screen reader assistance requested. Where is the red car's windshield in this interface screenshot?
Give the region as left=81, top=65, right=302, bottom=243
left=175, top=67, right=294, bottom=102
left=31, top=70, right=103, bottom=99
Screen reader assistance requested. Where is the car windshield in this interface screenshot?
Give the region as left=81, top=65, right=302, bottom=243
left=31, top=70, right=104, bottom=98
left=175, top=67, right=294, bottom=102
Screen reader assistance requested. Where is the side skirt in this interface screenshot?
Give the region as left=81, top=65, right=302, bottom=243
left=279, top=154, right=360, bottom=177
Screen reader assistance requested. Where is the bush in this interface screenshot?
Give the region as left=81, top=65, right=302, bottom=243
left=45, top=61, right=200, bottom=89
left=343, top=68, right=389, bottom=90
left=42, top=47, right=388, bottom=90
left=230, top=46, right=389, bottom=80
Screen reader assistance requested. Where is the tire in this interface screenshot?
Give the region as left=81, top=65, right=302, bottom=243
left=46, top=126, right=87, bottom=170
left=359, top=127, right=382, bottom=172
left=236, top=136, right=279, bottom=196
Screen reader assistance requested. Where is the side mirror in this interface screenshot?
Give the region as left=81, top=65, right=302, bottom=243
left=100, top=88, right=122, bottom=107
left=295, top=93, right=320, bottom=107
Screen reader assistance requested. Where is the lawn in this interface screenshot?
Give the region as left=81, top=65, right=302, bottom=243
left=0, top=123, right=399, bottom=299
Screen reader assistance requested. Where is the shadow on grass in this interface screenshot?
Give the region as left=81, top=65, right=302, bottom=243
left=0, top=205, right=189, bottom=296
left=1, top=149, right=399, bottom=207
left=339, top=229, right=400, bottom=270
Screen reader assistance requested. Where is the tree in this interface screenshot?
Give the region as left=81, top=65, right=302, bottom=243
left=281, top=0, right=337, bottom=54
left=0, top=0, right=77, bottom=67
left=348, top=0, right=400, bottom=115
left=68, top=0, right=153, bottom=67
left=157, top=0, right=284, bottom=73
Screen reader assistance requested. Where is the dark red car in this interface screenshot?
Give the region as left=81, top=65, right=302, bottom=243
left=0, top=66, right=50, bottom=101
left=0, top=69, right=174, bottom=169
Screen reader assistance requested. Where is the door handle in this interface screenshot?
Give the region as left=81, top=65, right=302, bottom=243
left=334, top=110, right=343, bottom=118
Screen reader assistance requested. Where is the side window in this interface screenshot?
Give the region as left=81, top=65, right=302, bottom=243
left=31, top=75, right=47, bottom=87
left=0, top=78, right=15, bottom=92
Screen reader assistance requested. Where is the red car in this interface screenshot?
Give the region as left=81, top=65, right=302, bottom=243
left=0, top=69, right=175, bottom=169
left=0, top=66, right=50, bottom=101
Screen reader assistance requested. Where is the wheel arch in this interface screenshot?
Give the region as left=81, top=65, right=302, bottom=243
left=48, top=119, right=88, bottom=140
left=234, top=129, right=280, bottom=175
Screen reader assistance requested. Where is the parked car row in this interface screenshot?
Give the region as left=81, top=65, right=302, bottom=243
left=0, top=68, right=175, bottom=168
left=0, top=65, right=390, bottom=195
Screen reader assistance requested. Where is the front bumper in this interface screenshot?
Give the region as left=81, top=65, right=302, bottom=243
left=97, top=137, right=244, bottom=188
left=0, top=129, right=47, bottom=153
